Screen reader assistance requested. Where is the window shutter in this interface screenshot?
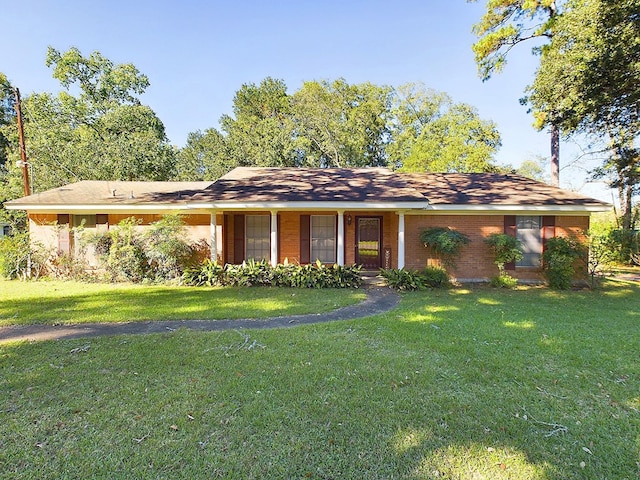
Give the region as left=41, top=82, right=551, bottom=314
left=223, top=214, right=230, bottom=263
left=277, top=214, right=281, bottom=263
left=504, top=215, right=517, bottom=271
left=233, top=214, right=245, bottom=264
left=542, top=216, right=556, bottom=250
left=300, top=215, right=310, bottom=264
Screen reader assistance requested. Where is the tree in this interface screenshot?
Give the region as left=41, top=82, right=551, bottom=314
left=525, top=0, right=640, bottom=229
left=220, top=77, right=299, bottom=169
left=5, top=47, right=176, bottom=193
left=0, top=73, right=15, bottom=169
left=388, top=83, right=501, bottom=172
left=176, top=129, right=230, bottom=181
left=470, top=0, right=561, bottom=185
left=292, top=79, right=392, bottom=167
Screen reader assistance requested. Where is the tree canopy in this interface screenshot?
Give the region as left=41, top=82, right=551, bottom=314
left=469, top=0, right=561, bottom=185
left=175, top=79, right=502, bottom=179
left=1, top=47, right=176, bottom=195
left=389, top=83, right=501, bottom=173
left=524, top=0, right=640, bottom=228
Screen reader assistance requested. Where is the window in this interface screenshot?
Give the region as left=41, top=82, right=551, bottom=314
left=516, top=216, right=542, bottom=267
left=72, top=215, right=96, bottom=228
left=245, top=215, right=270, bottom=261
left=311, top=215, right=336, bottom=263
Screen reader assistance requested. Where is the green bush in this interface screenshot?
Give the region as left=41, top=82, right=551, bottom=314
left=0, top=232, right=30, bottom=279
left=421, top=266, right=450, bottom=288
left=142, top=214, right=194, bottom=281
left=182, top=259, right=225, bottom=286
left=0, top=232, right=48, bottom=280
left=542, top=236, right=587, bottom=290
left=381, top=267, right=449, bottom=291
left=181, top=259, right=362, bottom=289
left=489, top=273, right=519, bottom=289
left=86, top=215, right=197, bottom=283
left=419, top=227, right=470, bottom=268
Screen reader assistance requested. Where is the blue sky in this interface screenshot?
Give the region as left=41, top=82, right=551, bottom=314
left=2, top=0, right=610, bottom=200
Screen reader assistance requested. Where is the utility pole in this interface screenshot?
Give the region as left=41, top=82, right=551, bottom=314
left=14, top=87, right=31, bottom=196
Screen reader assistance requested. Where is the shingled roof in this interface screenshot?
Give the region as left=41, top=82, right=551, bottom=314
left=402, top=172, right=610, bottom=207
left=4, top=180, right=213, bottom=209
left=4, top=167, right=610, bottom=212
left=189, top=167, right=427, bottom=203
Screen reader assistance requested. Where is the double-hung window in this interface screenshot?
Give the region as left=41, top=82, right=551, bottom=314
left=516, top=216, right=542, bottom=267
left=310, top=215, right=336, bottom=263
left=245, top=215, right=270, bottom=261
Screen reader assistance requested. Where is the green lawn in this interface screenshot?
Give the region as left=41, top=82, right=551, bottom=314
left=1, top=281, right=639, bottom=479
left=0, top=280, right=365, bottom=326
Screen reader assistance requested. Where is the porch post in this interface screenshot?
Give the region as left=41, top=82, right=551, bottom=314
left=337, top=210, right=345, bottom=266
left=210, top=211, right=217, bottom=262
left=270, top=210, right=278, bottom=266
left=397, top=211, right=405, bottom=270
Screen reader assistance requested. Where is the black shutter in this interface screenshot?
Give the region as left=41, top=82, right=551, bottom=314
left=233, top=214, right=245, bottom=264
left=300, top=215, right=310, bottom=264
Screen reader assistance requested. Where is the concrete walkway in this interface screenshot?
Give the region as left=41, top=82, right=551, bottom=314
left=0, top=287, right=400, bottom=344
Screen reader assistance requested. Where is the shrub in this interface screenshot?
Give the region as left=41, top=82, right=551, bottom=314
left=484, top=233, right=523, bottom=274
left=420, top=227, right=470, bottom=268
left=181, top=258, right=362, bottom=289
left=381, top=266, right=449, bottom=291
left=542, top=236, right=587, bottom=290
left=0, top=232, right=48, bottom=280
left=421, top=266, right=450, bottom=288
left=182, top=259, right=225, bottom=286
left=142, top=214, right=193, bottom=281
left=102, top=217, right=148, bottom=282
left=490, top=273, right=518, bottom=289
left=485, top=233, right=523, bottom=288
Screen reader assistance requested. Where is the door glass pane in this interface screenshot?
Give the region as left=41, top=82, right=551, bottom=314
left=358, top=218, right=380, bottom=267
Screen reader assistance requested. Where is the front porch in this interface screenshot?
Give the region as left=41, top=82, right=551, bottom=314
left=207, top=210, right=408, bottom=270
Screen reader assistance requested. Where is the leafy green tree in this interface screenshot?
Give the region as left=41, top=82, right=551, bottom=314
left=292, top=79, right=392, bottom=167
left=176, top=128, right=231, bottom=181
left=0, top=73, right=15, bottom=169
left=5, top=47, right=176, bottom=193
left=525, top=0, right=640, bottom=229
left=469, top=0, right=562, bottom=185
left=220, top=77, right=299, bottom=169
left=389, top=83, right=501, bottom=172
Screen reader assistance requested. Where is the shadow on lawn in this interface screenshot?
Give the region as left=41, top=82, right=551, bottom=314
left=1, top=282, right=638, bottom=477
left=0, top=287, right=335, bottom=326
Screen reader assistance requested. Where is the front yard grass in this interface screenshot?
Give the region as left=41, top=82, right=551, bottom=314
left=0, top=280, right=365, bottom=326
left=1, top=280, right=639, bottom=479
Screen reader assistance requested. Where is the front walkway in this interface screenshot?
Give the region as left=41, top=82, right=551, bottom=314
left=0, top=287, right=400, bottom=344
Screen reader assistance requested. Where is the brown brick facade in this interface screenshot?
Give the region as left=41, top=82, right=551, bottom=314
left=27, top=211, right=592, bottom=281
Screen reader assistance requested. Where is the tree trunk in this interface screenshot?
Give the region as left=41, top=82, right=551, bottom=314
left=550, top=124, right=560, bottom=186
left=620, top=183, right=633, bottom=231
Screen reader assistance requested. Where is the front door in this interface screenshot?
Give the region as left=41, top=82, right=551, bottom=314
left=357, top=217, right=382, bottom=269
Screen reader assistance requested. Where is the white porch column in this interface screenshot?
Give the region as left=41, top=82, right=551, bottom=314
left=397, top=211, right=406, bottom=270
left=270, top=210, right=278, bottom=266
left=210, top=211, right=218, bottom=262
left=337, top=210, right=345, bottom=266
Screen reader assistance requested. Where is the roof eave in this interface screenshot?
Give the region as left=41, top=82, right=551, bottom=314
left=417, top=204, right=611, bottom=214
